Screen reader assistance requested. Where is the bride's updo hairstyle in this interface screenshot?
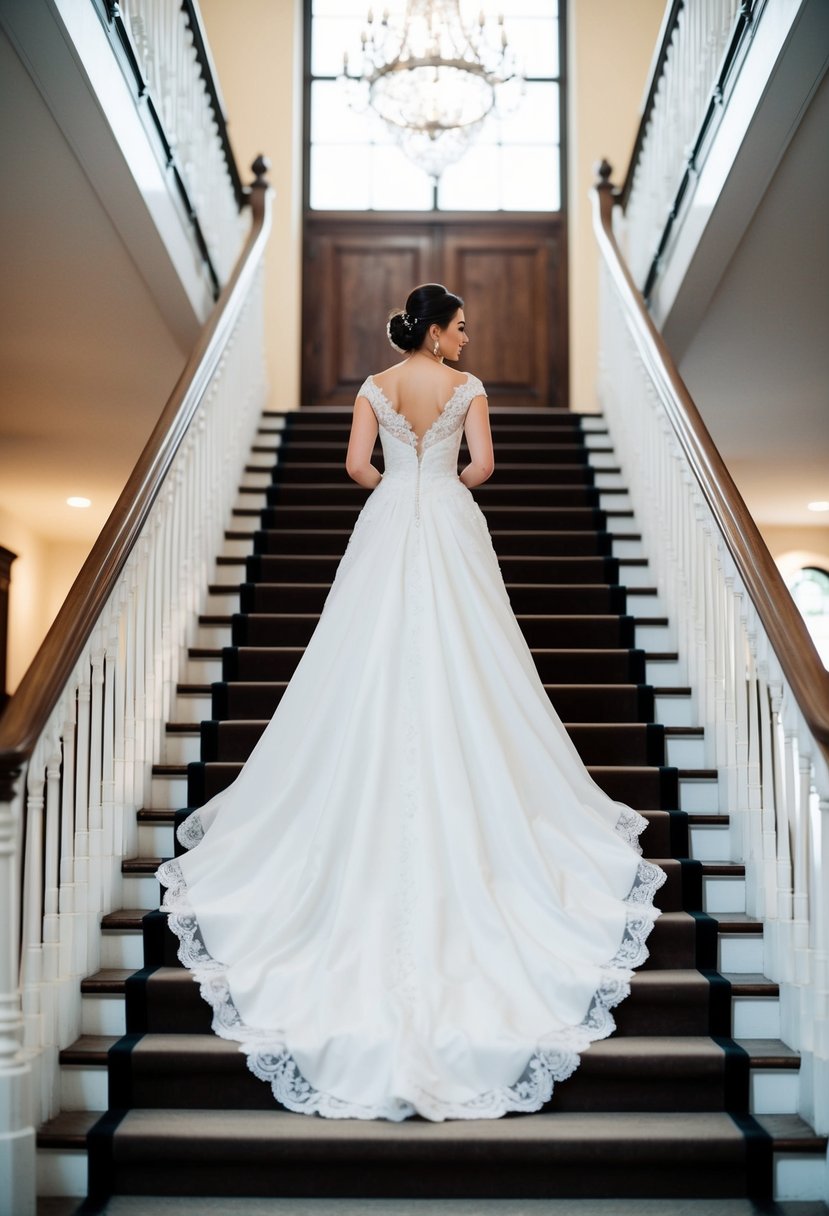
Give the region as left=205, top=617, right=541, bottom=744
left=387, top=283, right=464, bottom=353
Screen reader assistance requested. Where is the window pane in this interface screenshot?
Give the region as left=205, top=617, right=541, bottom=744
left=460, top=0, right=557, bottom=17
left=311, top=17, right=366, bottom=77
left=310, top=144, right=371, bottom=209
left=505, top=18, right=559, bottom=78
left=308, top=3, right=562, bottom=212
left=369, top=145, right=434, bottom=210
left=313, top=0, right=367, bottom=12
left=495, top=82, right=559, bottom=144
left=311, top=81, right=393, bottom=144
left=437, top=145, right=503, bottom=210
left=501, top=146, right=560, bottom=210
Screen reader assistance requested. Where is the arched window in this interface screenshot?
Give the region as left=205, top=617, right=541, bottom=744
left=786, top=566, right=829, bottom=669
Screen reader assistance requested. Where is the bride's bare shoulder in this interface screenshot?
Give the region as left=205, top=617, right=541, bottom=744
left=371, top=359, right=409, bottom=386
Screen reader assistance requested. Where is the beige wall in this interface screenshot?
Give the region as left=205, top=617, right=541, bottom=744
left=567, top=0, right=665, bottom=410
left=0, top=508, right=87, bottom=692
left=760, top=525, right=829, bottom=582
left=200, top=0, right=304, bottom=410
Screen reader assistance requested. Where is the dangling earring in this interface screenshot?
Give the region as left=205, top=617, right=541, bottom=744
left=433, top=340, right=440, bottom=358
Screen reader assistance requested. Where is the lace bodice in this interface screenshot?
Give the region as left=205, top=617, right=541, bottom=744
left=358, top=373, right=486, bottom=475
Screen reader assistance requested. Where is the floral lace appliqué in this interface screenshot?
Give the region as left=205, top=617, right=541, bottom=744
left=358, top=374, right=486, bottom=460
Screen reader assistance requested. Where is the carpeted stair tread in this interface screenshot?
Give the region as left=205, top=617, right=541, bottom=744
left=230, top=612, right=636, bottom=649
left=247, top=553, right=624, bottom=584
left=120, top=967, right=724, bottom=1039
left=257, top=506, right=615, bottom=529
left=251, top=529, right=616, bottom=556
left=219, top=648, right=649, bottom=685
left=198, top=719, right=668, bottom=766
left=93, top=1108, right=768, bottom=1199
left=266, top=484, right=610, bottom=508
left=236, top=582, right=632, bottom=615
left=269, top=462, right=608, bottom=486
left=184, top=760, right=681, bottom=808
left=82, top=404, right=795, bottom=1205
left=211, top=680, right=657, bottom=722
left=275, top=442, right=598, bottom=464
left=105, top=1033, right=746, bottom=1115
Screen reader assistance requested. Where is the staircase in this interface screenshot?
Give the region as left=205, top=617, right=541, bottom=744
left=37, top=405, right=827, bottom=1204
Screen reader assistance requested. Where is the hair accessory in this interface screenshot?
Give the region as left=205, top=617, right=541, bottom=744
left=401, top=312, right=418, bottom=330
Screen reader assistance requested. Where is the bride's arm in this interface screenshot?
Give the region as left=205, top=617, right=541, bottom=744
left=345, top=395, right=383, bottom=488
left=459, top=395, right=495, bottom=488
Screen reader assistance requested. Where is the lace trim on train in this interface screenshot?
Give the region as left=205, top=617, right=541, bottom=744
left=156, top=805, right=666, bottom=1123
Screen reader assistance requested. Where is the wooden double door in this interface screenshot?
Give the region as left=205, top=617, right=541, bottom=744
left=302, top=213, right=568, bottom=410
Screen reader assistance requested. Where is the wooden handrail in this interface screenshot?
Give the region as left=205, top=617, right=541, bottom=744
left=0, top=157, right=272, bottom=793
left=592, top=161, right=829, bottom=760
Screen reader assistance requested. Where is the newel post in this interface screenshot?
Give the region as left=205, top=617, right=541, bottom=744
left=0, top=760, right=35, bottom=1216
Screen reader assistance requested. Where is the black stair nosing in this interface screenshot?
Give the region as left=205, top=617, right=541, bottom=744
left=664, top=727, right=705, bottom=737
left=176, top=683, right=212, bottom=694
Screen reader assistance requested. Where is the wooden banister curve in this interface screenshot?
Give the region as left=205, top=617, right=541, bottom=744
left=0, top=157, right=272, bottom=788
left=592, top=161, right=829, bottom=761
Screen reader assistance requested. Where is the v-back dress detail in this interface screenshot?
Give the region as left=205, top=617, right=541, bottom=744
left=157, top=371, right=667, bottom=1122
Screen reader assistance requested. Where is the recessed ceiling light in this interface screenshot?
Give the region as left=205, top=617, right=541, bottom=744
left=66, top=496, right=92, bottom=509
left=807, top=501, right=829, bottom=512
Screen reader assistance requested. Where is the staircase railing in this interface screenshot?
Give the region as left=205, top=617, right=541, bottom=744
left=593, top=160, right=829, bottom=1136
left=620, top=0, right=759, bottom=296
left=94, top=0, right=249, bottom=293
left=0, top=156, right=272, bottom=1216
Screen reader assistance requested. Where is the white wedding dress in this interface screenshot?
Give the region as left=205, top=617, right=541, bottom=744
left=157, top=372, right=667, bottom=1122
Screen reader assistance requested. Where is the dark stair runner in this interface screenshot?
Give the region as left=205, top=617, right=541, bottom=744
left=52, top=407, right=824, bottom=1203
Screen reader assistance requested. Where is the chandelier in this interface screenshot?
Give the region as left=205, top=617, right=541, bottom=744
left=340, top=1, right=522, bottom=180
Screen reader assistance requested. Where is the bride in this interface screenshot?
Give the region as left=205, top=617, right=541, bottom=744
left=157, top=283, right=667, bottom=1123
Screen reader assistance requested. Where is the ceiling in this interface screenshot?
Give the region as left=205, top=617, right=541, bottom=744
left=0, top=26, right=188, bottom=544
left=678, top=70, right=829, bottom=528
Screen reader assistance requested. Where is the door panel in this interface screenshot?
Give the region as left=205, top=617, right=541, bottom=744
left=303, top=215, right=567, bottom=409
